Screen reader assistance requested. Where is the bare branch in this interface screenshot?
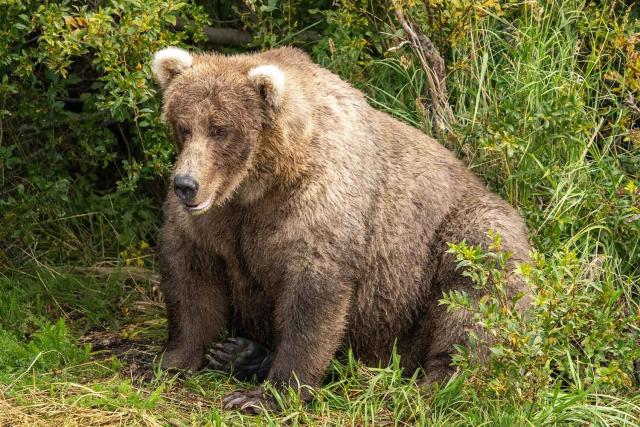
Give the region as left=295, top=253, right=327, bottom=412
left=175, top=17, right=252, bottom=46
left=73, top=266, right=160, bottom=284
left=394, top=4, right=456, bottom=143
left=625, top=92, right=640, bottom=115
left=174, top=17, right=318, bottom=47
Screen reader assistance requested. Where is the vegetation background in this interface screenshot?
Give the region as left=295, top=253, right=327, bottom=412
left=0, top=0, right=639, bottom=424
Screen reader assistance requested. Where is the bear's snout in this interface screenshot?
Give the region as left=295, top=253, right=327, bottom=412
left=174, top=174, right=199, bottom=204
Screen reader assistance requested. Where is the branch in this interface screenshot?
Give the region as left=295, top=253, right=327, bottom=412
left=174, top=17, right=318, bottom=47
left=175, top=17, right=252, bottom=46
left=394, top=5, right=456, bottom=143
left=625, top=92, right=640, bottom=116
left=73, top=266, right=160, bottom=284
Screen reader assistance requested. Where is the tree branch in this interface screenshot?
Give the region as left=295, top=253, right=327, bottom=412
left=394, top=4, right=456, bottom=144
left=174, top=17, right=318, bottom=47
left=175, top=17, right=252, bottom=46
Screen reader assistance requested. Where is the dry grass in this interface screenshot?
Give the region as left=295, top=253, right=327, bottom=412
left=0, top=389, right=159, bottom=426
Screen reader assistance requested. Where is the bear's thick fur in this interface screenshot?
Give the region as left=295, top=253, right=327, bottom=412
left=152, top=46, right=531, bottom=412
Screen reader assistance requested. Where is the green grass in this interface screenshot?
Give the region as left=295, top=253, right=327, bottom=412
left=1, top=0, right=639, bottom=425
left=0, top=267, right=637, bottom=426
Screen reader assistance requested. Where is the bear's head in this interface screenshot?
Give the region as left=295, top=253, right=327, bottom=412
left=151, top=47, right=286, bottom=215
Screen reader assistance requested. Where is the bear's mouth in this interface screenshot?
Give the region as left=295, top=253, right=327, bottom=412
left=185, top=196, right=214, bottom=216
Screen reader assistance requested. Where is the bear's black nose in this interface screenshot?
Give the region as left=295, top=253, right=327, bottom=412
left=174, top=174, right=199, bottom=203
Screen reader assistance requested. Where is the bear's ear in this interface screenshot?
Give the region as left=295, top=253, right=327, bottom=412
left=248, top=65, right=285, bottom=109
left=152, top=47, right=193, bottom=90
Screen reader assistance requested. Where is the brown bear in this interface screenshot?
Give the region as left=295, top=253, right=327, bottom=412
left=151, top=46, right=531, bottom=413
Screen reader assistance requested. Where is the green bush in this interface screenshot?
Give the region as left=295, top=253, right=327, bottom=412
left=0, top=0, right=208, bottom=264
left=444, top=233, right=639, bottom=400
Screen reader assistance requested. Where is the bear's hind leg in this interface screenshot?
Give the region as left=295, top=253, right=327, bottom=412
left=420, top=302, right=471, bottom=385
left=421, top=199, right=532, bottom=385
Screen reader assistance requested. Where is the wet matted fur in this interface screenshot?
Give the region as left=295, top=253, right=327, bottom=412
left=152, top=46, right=532, bottom=412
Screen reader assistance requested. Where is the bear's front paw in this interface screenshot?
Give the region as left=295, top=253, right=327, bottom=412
left=221, top=387, right=277, bottom=414
left=204, top=337, right=272, bottom=381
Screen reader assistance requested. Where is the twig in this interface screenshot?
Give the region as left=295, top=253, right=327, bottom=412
left=394, top=4, right=456, bottom=144
left=625, top=92, right=640, bottom=115
left=73, top=266, right=160, bottom=284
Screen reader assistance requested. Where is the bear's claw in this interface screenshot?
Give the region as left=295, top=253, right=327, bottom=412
left=222, top=388, right=275, bottom=414
left=204, top=337, right=272, bottom=382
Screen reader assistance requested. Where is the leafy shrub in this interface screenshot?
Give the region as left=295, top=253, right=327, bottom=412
left=444, top=233, right=639, bottom=400
left=0, top=0, right=208, bottom=264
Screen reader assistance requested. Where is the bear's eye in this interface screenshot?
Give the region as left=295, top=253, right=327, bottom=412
left=210, top=126, right=228, bottom=139
left=177, top=126, right=191, bottom=138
